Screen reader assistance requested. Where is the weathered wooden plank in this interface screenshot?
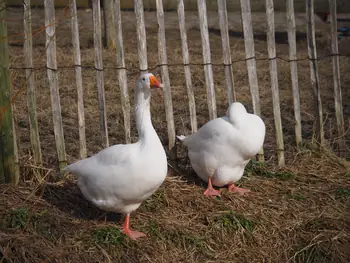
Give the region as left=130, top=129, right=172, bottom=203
left=156, top=0, right=176, bottom=159
left=103, top=0, right=117, bottom=50
left=71, top=0, right=87, bottom=158
left=134, top=0, right=148, bottom=74
left=114, top=0, right=131, bottom=143
left=329, top=0, right=345, bottom=157
left=92, top=0, right=109, bottom=148
left=266, top=0, right=285, bottom=166
left=239, top=0, right=264, bottom=162
left=286, top=0, right=302, bottom=149
left=44, top=0, right=67, bottom=172
left=217, top=0, right=235, bottom=104
left=24, top=0, right=42, bottom=164
left=176, top=0, right=197, bottom=133
left=0, top=0, right=19, bottom=184
left=306, top=0, right=324, bottom=145
left=197, top=0, right=217, bottom=120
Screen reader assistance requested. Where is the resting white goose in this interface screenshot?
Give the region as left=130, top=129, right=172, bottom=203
left=177, top=102, right=265, bottom=197
left=64, top=73, right=167, bottom=240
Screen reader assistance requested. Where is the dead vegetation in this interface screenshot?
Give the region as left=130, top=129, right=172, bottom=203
left=1, top=150, right=350, bottom=263
left=1, top=7, right=350, bottom=263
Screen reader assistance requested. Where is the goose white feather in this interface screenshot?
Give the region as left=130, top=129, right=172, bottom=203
left=64, top=73, right=167, bottom=239
left=178, top=102, right=265, bottom=196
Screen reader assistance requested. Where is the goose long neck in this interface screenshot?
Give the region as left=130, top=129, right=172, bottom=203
left=134, top=85, right=154, bottom=139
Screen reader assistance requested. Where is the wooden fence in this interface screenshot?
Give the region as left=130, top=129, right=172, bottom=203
left=0, top=0, right=347, bottom=183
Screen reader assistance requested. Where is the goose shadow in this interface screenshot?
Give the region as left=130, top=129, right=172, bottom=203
left=41, top=180, right=122, bottom=223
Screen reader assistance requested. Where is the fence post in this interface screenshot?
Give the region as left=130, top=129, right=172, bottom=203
left=24, top=0, right=43, bottom=164
left=71, top=0, right=87, bottom=158
left=286, top=0, right=302, bottom=149
left=45, top=0, right=67, bottom=173
left=103, top=0, right=117, bottom=50
left=329, top=0, right=346, bottom=157
left=0, top=1, right=19, bottom=184
left=306, top=0, right=324, bottom=145
left=92, top=0, right=109, bottom=148
left=265, top=0, right=285, bottom=166
left=239, top=0, right=265, bottom=163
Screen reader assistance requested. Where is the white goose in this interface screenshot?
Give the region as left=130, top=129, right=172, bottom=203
left=177, top=102, right=265, bottom=197
left=64, top=73, right=167, bottom=240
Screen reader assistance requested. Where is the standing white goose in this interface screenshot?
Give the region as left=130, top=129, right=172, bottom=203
left=177, top=102, right=265, bottom=197
left=64, top=73, right=167, bottom=240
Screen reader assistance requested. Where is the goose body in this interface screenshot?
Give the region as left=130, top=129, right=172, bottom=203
left=178, top=102, right=265, bottom=196
left=64, top=73, right=167, bottom=239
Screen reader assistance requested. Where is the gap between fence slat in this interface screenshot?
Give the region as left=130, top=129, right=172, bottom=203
left=92, top=0, right=109, bottom=148
left=217, top=0, right=236, bottom=104
left=329, top=0, right=345, bottom=157
left=156, top=0, right=176, bottom=159
left=71, top=0, right=87, bottom=159
left=114, top=0, right=131, bottom=144
left=176, top=0, right=197, bottom=133
left=24, top=0, right=43, bottom=164
left=286, top=0, right=302, bottom=149
left=197, top=0, right=217, bottom=120
left=44, top=0, right=67, bottom=173
left=266, top=0, right=285, bottom=166
left=239, top=0, right=264, bottom=163
left=306, top=0, right=324, bottom=145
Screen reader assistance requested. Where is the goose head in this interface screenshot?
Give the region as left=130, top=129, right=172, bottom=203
left=227, top=102, right=247, bottom=123
left=137, top=73, right=163, bottom=90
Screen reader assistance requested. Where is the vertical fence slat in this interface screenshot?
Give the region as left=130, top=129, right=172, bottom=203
left=176, top=0, right=197, bottom=133
left=103, top=0, right=117, bottom=50
left=266, top=0, right=285, bottom=166
left=92, top=0, right=109, bottom=148
left=217, top=0, right=236, bottom=104
left=0, top=0, right=19, bottom=184
left=44, top=0, right=67, bottom=172
left=239, top=0, right=264, bottom=162
left=134, top=0, right=148, bottom=74
left=24, top=0, right=42, bottom=164
left=197, top=0, right=217, bottom=120
left=329, top=0, right=345, bottom=157
left=306, top=0, right=324, bottom=145
left=71, top=0, right=87, bottom=158
left=114, top=0, right=131, bottom=144
left=156, top=0, right=176, bottom=159
left=286, top=0, right=302, bottom=149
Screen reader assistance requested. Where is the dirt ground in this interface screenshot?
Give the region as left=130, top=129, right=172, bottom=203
left=1, top=6, right=350, bottom=263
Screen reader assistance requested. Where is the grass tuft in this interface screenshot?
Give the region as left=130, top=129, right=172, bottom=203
left=335, top=188, right=350, bottom=199
left=92, top=227, right=125, bottom=246
left=212, top=211, right=256, bottom=234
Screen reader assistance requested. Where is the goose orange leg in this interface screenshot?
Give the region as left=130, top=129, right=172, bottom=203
left=123, top=214, right=146, bottom=240
left=228, top=184, right=250, bottom=195
left=203, top=177, right=221, bottom=197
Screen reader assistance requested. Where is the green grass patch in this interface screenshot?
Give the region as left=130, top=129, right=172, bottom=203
left=92, top=226, right=125, bottom=246
left=335, top=188, right=350, bottom=199
left=245, top=160, right=294, bottom=180
left=212, top=211, right=256, bottom=234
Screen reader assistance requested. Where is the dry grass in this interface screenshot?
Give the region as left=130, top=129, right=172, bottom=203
left=1, top=7, right=350, bottom=263
left=1, top=151, right=350, bottom=263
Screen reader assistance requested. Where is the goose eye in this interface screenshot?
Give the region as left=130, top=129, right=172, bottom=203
left=142, top=77, right=145, bottom=81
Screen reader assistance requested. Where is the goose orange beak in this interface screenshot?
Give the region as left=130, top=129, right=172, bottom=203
left=149, top=75, right=163, bottom=89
